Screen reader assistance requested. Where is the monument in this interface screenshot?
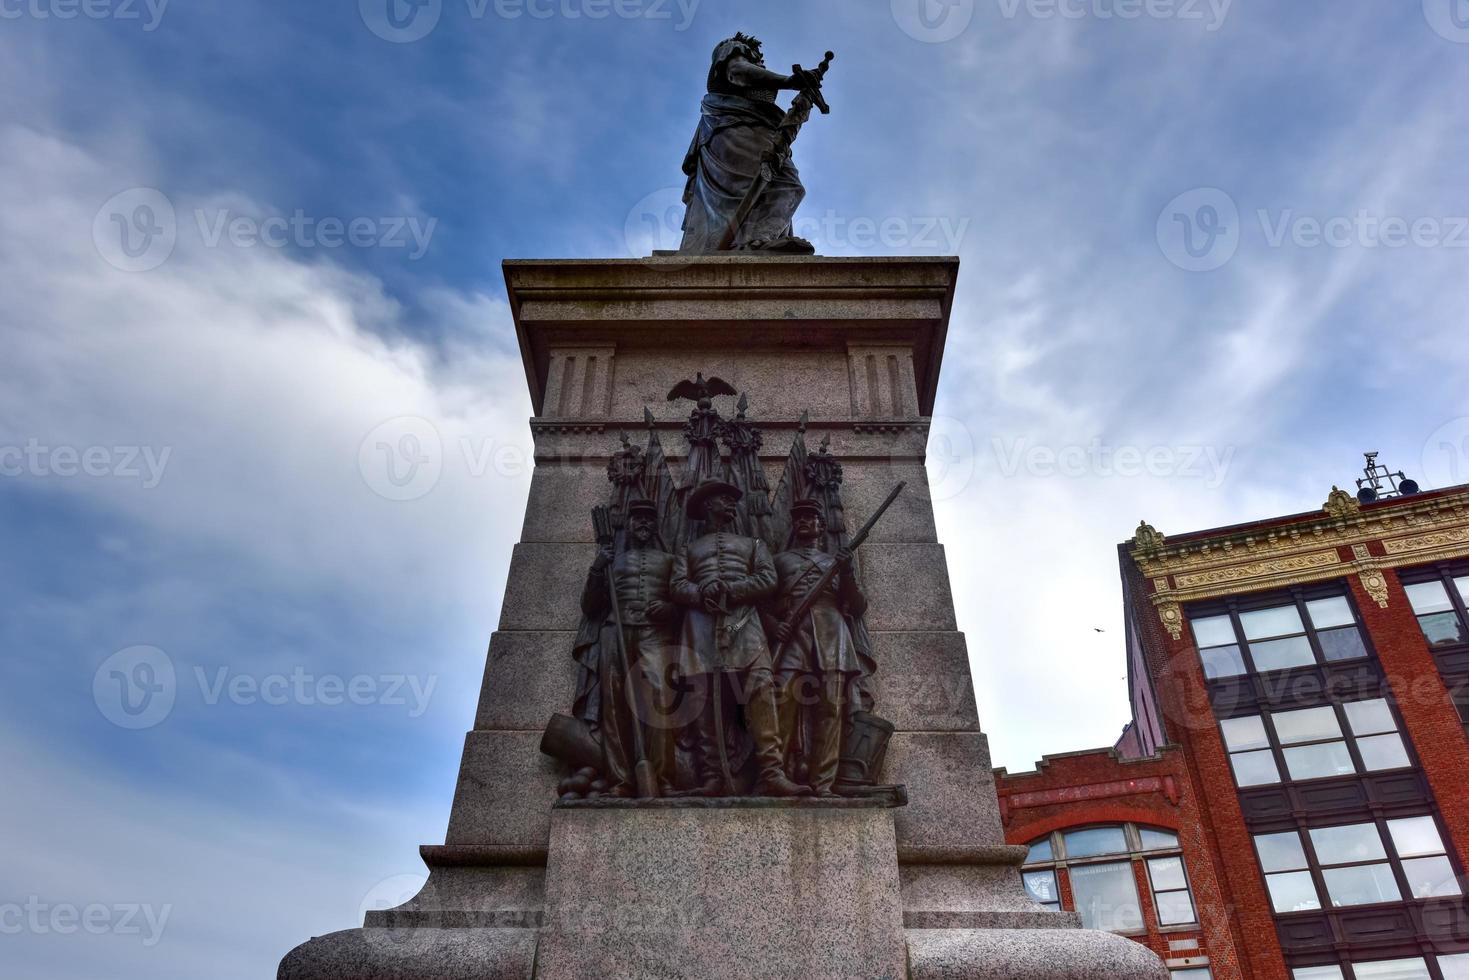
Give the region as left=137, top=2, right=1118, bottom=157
left=279, top=34, right=1168, bottom=980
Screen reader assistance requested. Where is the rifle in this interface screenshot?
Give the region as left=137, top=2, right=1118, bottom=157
left=772, top=481, right=905, bottom=660
left=716, top=50, right=835, bottom=251
left=592, top=505, right=659, bottom=798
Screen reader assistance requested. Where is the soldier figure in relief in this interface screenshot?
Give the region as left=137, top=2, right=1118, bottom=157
left=671, top=480, right=810, bottom=797
left=765, top=499, right=868, bottom=796
left=579, top=499, right=679, bottom=796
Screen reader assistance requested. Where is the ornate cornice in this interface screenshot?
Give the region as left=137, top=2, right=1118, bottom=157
left=1132, top=488, right=1469, bottom=639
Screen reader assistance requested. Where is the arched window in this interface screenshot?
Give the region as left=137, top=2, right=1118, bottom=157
left=1022, top=823, right=1198, bottom=934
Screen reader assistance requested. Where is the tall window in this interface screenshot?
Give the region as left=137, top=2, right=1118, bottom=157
left=1292, top=952, right=1469, bottom=979
left=1253, top=817, right=1462, bottom=914
left=1022, top=824, right=1197, bottom=933
left=1190, top=591, right=1370, bottom=681
left=1218, top=697, right=1412, bottom=788
left=1402, top=570, right=1469, bottom=650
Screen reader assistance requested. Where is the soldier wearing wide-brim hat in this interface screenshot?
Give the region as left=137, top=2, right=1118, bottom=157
left=763, top=497, right=867, bottom=796
left=670, top=479, right=809, bottom=797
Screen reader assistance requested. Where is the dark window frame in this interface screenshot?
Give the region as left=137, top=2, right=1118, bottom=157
left=1217, top=696, right=1417, bottom=790
left=1187, top=583, right=1377, bottom=683
left=1022, top=823, right=1196, bottom=934
left=1399, top=561, right=1469, bottom=652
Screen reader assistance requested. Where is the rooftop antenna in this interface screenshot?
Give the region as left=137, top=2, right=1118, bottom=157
left=1354, top=452, right=1420, bottom=504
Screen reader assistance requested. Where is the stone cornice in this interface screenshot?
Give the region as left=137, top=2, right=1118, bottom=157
left=1126, top=488, right=1469, bottom=638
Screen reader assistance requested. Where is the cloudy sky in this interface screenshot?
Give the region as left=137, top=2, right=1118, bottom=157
left=4, top=0, right=1469, bottom=976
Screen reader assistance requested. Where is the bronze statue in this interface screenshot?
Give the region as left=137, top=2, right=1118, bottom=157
left=679, top=34, right=834, bottom=255
left=765, top=499, right=868, bottom=796
left=540, top=387, right=906, bottom=804
left=579, top=499, right=679, bottom=797
left=671, top=479, right=809, bottom=797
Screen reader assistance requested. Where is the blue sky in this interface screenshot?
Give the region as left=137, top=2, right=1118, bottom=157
left=4, top=1, right=1469, bottom=976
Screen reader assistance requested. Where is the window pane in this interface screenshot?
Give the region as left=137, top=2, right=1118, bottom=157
left=1400, top=856, right=1461, bottom=898
left=1200, top=644, right=1247, bottom=679
left=1283, top=741, right=1355, bottom=781
left=1250, top=635, right=1316, bottom=671
left=1231, top=749, right=1281, bottom=786
left=1190, top=614, right=1236, bottom=648
left=1322, top=863, right=1402, bottom=906
left=1256, top=831, right=1309, bottom=873
left=1343, top=699, right=1397, bottom=736
left=1154, top=888, right=1196, bottom=925
left=1241, top=604, right=1305, bottom=640
left=1386, top=816, right=1445, bottom=858
left=1352, top=959, right=1430, bottom=980
left=1356, top=733, right=1410, bottom=772
left=1063, top=826, right=1129, bottom=859
left=1023, top=870, right=1060, bottom=905
left=1148, top=856, right=1187, bottom=891
left=1439, top=952, right=1469, bottom=980
left=1318, top=626, right=1368, bottom=662
left=1406, top=580, right=1454, bottom=614
left=1417, top=611, right=1467, bottom=648
left=1026, top=837, right=1053, bottom=864
left=1139, top=828, right=1180, bottom=851
left=1171, top=971, right=1213, bottom=980
left=1293, top=969, right=1344, bottom=980
left=1273, top=706, right=1343, bottom=745
left=1069, top=860, right=1143, bottom=932
left=1221, top=715, right=1270, bottom=751
left=1456, top=576, right=1469, bottom=605
left=1266, top=871, right=1322, bottom=912
left=1310, top=824, right=1387, bottom=864
left=1306, top=596, right=1356, bottom=629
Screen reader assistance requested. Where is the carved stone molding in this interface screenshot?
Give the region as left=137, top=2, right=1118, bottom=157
left=1128, top=488, right=1469, bottom=638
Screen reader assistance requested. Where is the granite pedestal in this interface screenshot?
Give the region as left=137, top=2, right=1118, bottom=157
left=278, top=256, right=1168, bottom=979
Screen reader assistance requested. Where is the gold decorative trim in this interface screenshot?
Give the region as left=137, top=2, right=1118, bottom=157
left=1173, top=551, right=1340, bottom=590
left=1129, top=488, right=1469, bottom=637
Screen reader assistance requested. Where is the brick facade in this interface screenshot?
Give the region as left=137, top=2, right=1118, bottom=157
left=998, top=482, right=1469, bottom=980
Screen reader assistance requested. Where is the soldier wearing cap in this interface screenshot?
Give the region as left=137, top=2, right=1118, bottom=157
left=671, top=479, right=809, bottom=797
left=764, top=498, right=868, bottom=796
left=580, top=498, right=679, bottom=796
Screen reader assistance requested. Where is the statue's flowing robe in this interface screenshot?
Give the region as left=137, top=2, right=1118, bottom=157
left=679, top=41, right=805, bottom=253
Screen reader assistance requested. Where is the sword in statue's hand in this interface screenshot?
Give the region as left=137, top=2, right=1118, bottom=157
left=716, top=50, right=835, bottom=251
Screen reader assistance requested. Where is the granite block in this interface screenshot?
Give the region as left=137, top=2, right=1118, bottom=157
left=445, top=731, right=560, bottom=847
left=536, top=806, right=908, bottom=980
left=277, top=927, right=537, bottom=980
left=497, top=543, right=595, bottom=632
left=868, top=631, right=979, bottom=732
left=839, top=462, right=937, bottom=543
left=882, top=732, right=1005, bottom=848
left=857, top=543, right=957, bottom=631
left=474, top=631, right=578, bottom=732
left=906, top=927, right=1168, bottom=980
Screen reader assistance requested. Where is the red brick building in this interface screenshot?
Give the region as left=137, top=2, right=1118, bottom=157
left=997, top=473, right=1469, bottom=980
